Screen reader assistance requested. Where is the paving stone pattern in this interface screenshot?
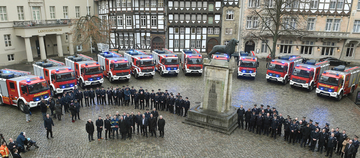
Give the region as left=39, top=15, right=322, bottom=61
left=0, top=56, right=360, bottom=157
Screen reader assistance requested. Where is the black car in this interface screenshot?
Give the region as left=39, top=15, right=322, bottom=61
left=318, top=57, right=350, bottom=66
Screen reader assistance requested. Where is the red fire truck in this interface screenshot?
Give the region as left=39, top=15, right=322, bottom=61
left=152, top=48, right=180, bottom=76
left=237, top=56, right=259, bottom=78
left=98, top=51, right=131, bottom=82
left=266, top=55, right=304, bottom=84
left=180, top=49, right=203, bottom=75
left=316, top=65, right=360, bottom=100
left=65, top=54, right=103, bottom=88
left=212, top=53, right=229, bottom=60
left=290, top=60, right=330, bottom=91
left=33, top=59, right=77, bottom=96
left=0, top=69, right=50, bottom=111
left=124, top=49, right=155, bottom=78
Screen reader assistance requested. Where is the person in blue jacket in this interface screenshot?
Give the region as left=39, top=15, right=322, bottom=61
left=124, top=88, right=131, bottom=106
left=111, top=116, right=119, bottom=139
left=16, top=132, right=26, bottom=153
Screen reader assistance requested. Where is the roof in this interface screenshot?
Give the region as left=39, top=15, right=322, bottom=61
left=8, top=75, right=38, bottom=82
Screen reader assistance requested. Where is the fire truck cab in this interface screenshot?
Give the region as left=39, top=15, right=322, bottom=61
left=124, top=49, right=155, bottom=78
left=290, top=60, right=330, bottom=91
left=98, top=51, right=131, bottom=82
left=152, top=48, right=180, bottom=76
left=266, top=55, right=304, bottom=84
left=316, top=65, right=360, bottom=100
left=237, top=56, right=259, bottom=78
left=0, top=69, right=50, bottom=111
left=33, top=59, right=77, bottom=96
left=65, top=54, right=104, bottom=88
left=180, top=49, right=203, bottom=75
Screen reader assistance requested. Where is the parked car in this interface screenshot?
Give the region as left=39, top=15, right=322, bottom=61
left=318, top=57, right=350, bottom=66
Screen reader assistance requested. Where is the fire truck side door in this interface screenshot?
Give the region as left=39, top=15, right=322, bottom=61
left=44, top=70, right=49, bottom=82
left=51, top=74, right=56, bottom=83
left=344, top=74, right=350, bottom=92
left=7, top=81, right=17, bottom=102
left=105, top=60, right=109, bottom=71
left=75, top=63, right=80, bottom=78
left=289, top=63, right=294, bottom=75
left=314, top=68, right=320, bottom=83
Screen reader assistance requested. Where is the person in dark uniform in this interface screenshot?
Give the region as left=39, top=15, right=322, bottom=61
left=134, top=91, right=140, bottom=109
left=130, top=86, right=136, bottom=105
left=149, top=114, right=157, bottom=137
left=289, top=120, right=298, bottom=145
left=237, top=105, right=245, bottom=129
left=124, top=87, right=131, bottom=106
left=160, top=93, right=166, bottom=111
left=157, top=89, right=163, bottom=96
left=100, top=87, right=106, bottom=105
left=150, top=90, right=155, bottom=109
left=138, top=87, right=145, bottom=94
left=104, top=115, right=111, bottom=140
left=141, top=114, right=148, bottom=137
left=183, top=97, right=190, bottom=117
left=296, top=121, right=304, bottom=143
left=345, top=140, right=356, bottom=158
left=151, top=108, right=159, bottom=120
left=158, top=115, right=165, bottom=138
left=155, top=93, right=160, bottom=111
left=107, top=87, right=113, bottom=105
left=135, top=112, right=142, bottom=135
left=179, top=96, right=184, bottom=116
left=324, top=123, right=330, bottom=152
left=77, top=90, right=84, bottom=107
left=69, top=103, right=76, bottom=122
left=353, top=135, right=359, bottom=158
left=89, top=88, right=95, bottom=106
left=145, top=89, right=150, bottom=107
left=117, top=87, right=123, bottom=106
left=139, top=91, right=145, bottom=110
left=86, top=119, right=95, bottom=142
left=251, top=104, right=258, bottom=115
left=301, top=117, right=307, bottom=126
left=61, top=93, right=68, bottom=114
left=265, top=105, right=271, bottom=114
left=284, top=117, right=291, bottom=141
left=113, top=86, right=118, bottom=105
left=326, top=133, right=337, bottom=157
left=95, top=87, right=101, bottom=105
left=250, top=111, right=257, bottom=133
left=263, top=113, right=272, bottom=136
left=256, top=113, right=263, bottom=135
left=336, top=130, right=347, bottom=154
left=84, top=88, right=90, bottom=107
left=271, top=115, right=279, bottom=139
left=125, top=113, right=133, bottom=139
left=75, top=100, right=80, bottom=120
left=122, top=86, right=127, bottom=105
left=245, top=108, right=251, bottom=130
left=119, top=116, right=128, bottom=140
left=300, top=123, right=311, bottom=148
left=95, top=116, right=103, bottom=141
left=310, top=128, right=320, bottom=152
left=318, top=129, right=327, bottom=154
left=277, top=114, right=284, bottom=136
left=272, top=107, right=278, bottom=116
left=170, top=94, right=175, bottom=114
left=130, top=112, right=136, bottom=134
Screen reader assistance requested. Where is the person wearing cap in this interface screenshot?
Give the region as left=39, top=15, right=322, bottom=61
left=336, top=130, right=347, bottom=155
left=155, top=93, right=160, bottom=110
left=301, top=117, right=307, bottom=126
left=310, top=128, right=320, bottom=152
left=124, top=87, right=131, bottom=106
left=150, top=90, right=155, bottom=109
left=353, top=135, right=359, bottom=158
left=256, top=113, right=264, bottom=135
left=271, top=115, right=279, bottom=139
left=263, top=113, right=271, bottom=136
left=326, top=133, right=337, bottom=157
left=169, top=94, right=175, bottom=114
left=179, top=96, right=185, bottom=116
left=112, top=86, right=118, bottom=105
left=324, top=123, right=330, bottom=133
left=75, top=100, right=81, bottom=120
left=318, top=129, right=327, bottom=154
left=250, top=111, right=257, bottom=133
left=145, top=89, right=150, bottom=107
left=104, top=115, right=112, bottom=140
left=130, top=86, right=136, bottom=105
left=289, top=120, right=298, bottom=145
left=284, top=117, right=291, bottom=141
left=89, top=88, right=96, bottom=106
left=164, top=90, right=169, bottom=97
left=118, top=86, right=123, bottom=106
left=237, top=105, right=245, bottom=129
left=107, top=87, right=113, bottom=105
left=151, top=108, right=159, bottom=120
left=165, top=94, right=171, bottom=111
left=251, top=104, right=258, bottom=115
left=277, top=114, right=284, bottom=136
left=83, top=88, right=90, bottom=107
left=183, top=97, right=190, bottom=117
left=96, top=116, right=104, bottom=141
left=157, top=89, right=163, bottom=96
left=160, top=93, right=166, bottom=111
left=301, top=123, right=312, bottom=148
left=101, top=87, right=107, bottom=105
left=245, top=108, right=252, bottom=131
left=95, top=87, right=101, bottom=105
left=265, top=105, right=271, bottom=114
left=138, top=87, right=145, bottom=94
left=272, top=107, right=278, bottom=116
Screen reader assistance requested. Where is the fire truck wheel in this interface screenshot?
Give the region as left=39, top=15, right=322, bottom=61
left=18, top=101, right=25, bottom=112
left=50, top=87, right=55, bottom=96
left=135, top=72, right=139, bottom=79
left=0, top=98, right=3, bottom=106
left=336, top=92, right=343, bottom=101
left=160, top=70, right=164, bottom=76
left=283, top=77, right=288, bottom=84
left=109, top=77, right=113, bottom=83
left=174, top=73, right=178, bottom=77
left=79, top=80, right=85, bottom=89
left=317, top=93, right=321, bottom=97
left=267, top=79, right=271, bottom=82
left=308, top=83, right=314, bottom=91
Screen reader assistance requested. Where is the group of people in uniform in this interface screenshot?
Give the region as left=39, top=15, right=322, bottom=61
left=85, top=109, right=166, bottom=142
left=237, top=104, right=359, bottom=158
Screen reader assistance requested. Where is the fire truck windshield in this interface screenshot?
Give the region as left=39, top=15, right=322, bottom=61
left=292, top=69, right=311, bottom=78
left=163, top=58, right=179, bottom=65
left=239, top=61, right=256, bottom=68
left=187, top=58, right=202, bottom=64
left=28, top=81, right=49, bottom=94
left=56, top=72, right=76, bottom=82
left=268, top=64, right=285, bottom=72
left=85, top=67, right=102, bottom=75
left=112, top=63, right=130, bottom=70
left=139, top=60, right=154, bottom=67
left=319, top=76, right=339, bottom=86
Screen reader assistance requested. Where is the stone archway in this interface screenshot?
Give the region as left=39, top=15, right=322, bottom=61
left=207, top=38, right=219, bottom=54
left=151, top=37, right=165, bottom=50
left=245, top=40, right=255, bottom=53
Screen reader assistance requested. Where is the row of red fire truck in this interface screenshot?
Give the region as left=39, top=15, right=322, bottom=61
left=98, top=51, right=131, bottom=82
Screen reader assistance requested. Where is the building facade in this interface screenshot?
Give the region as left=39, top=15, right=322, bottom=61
left=239, top=0, right=360, bottom=60
left=167, top=0, right=223, bottom=53
left=96, top=0, right=166, bottom=50
left=220, top=0, right=240, bottom=51
left=0, top=0, right=94, bottom=66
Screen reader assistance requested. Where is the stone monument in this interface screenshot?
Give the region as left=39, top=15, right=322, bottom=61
left=183, top=57, right=238, bottom=135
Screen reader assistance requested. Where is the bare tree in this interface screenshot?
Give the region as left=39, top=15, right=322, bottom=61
left=245, top=0, right=310, bottom=59
left=71, top=15, right=112, bottom=54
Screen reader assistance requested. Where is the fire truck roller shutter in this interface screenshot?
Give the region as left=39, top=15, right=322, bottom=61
left=65, top=59, right=75, bottom=71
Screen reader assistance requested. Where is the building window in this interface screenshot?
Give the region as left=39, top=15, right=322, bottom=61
left=307, top=18, right=315, bottom=31
left=325, top=19, right=340, bottom=31
left=202, top=15, right=207, bottom=21
left=180, top=40, right=184, bottom=48
left=75, top=6, right=80, bottom=18
left=332, top=19, right=340, bottom=31
left=180, top=1, right=184, bottom=7
left=198, top=1, right=202, bottom=8
left=261, top=40, right=268, bottom=53
left=180, top=14, right=184, bottom=21
left=196, top=40, right=201, bottom=48
left=4, top=34, right=11, bottom=47
left=283, top=18, right=296, bottom=29
left=158, top=0, right=164, bottom=7
left=279, top=40, right=293, bottom=54
left=249, top=0, right=259, bottom=7
left=311, top=0, right=318, bottom=8
left=214, top=28, right=220, bottom=34
left=330, top=0, right=336, bottom=9
left=174, top=40, right=179, bottom=48
left=141, top=15, right=146, bottom=26
left=122, top=0, right=127, bottom=7
left=358, top=0, right=360, bottom=10
left=191, top=40, right=196, bottom=48
left=337, top=0, right=344, bottom=9
left=63, top=6, right=68, bottom=18
left=7, top=54, right=14, bottom=61
left=50, top=6, right=56, bottom=19
left=226, top=10, right=234, bottom=20
left=265, top=0, right=274, bottom=7
left=0, top=6, right=7, bottom=21
left=186, top=14, right=190, bottom=21
left=17, top=6, right=24, bottom=20
left=126, top=16, right=132, bottom=26
left=353, top=20, right=360, bottom=33
left=186, top=1, right=190, bottom=7
left=145, top=0, right=150, bottom=7
left=321, top=42, right=335, bottom=56
left=191, top=28, right=196, bottom=34
left=225, top=28, right=233, bottom=34
left=151, top=0, right=156, bottom=7
left=197, top=28, right=202, bottom=34
left=192, top=2, right=197, bottom=7
left=174, top=1, right=179, bottom=7
left=208, top=16, right=213, bottom=24
left=209, top=4, right=214, bottom=11
left=127, top=0, right=131, bottom=7
left=346, top=44, right=355, bottom=57
left=300, top=41, right=314, bottom=55
left=246, top=17, right=258, bottom=29
left=175, top=28, right=179, bottom=34
left=191, top=14, right=196, bottom=21
left=151, top=16, right=157, bottom=26
left=87, top=6, right=91, bottom=15
left=180, top=28, right=185, bottom=34
left=208, top=28, right=213, bottom=34
left=32, top=6, right=41, bottom=20
left=117, top=16, right=123, bottom=26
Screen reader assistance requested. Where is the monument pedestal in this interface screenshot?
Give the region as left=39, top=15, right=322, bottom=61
left=183, top=58, right=238, bottom=135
